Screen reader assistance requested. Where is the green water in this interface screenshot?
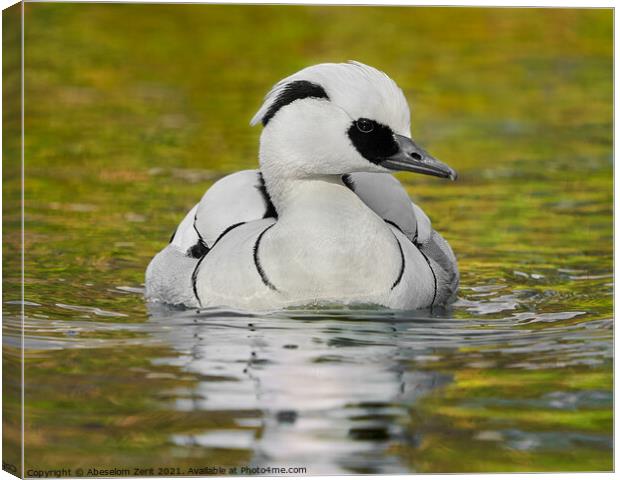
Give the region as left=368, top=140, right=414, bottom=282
left=3, top=4, right=612, bottom=475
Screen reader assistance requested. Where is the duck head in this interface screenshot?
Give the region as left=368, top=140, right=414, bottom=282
left=251, top=61, right=456, bottom=181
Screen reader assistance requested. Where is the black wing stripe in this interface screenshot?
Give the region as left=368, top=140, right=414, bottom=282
left=257, top=172, right=278, bottom=219
left=191, top=222, right=247, bottom=306
left=187, top=240, right=209, bottom=259
left=390, top=232, right=406, bottom=290
left=168, top=226, right=178, bottom=244
left=212, top=222, right=246, bottom=248
left=191, top=254, right=208, bottom=308
left=193, top=210, right=206, bottom=244
left=253, top=224, right=277, bottom=291
left=342, top=174, right=355, bottom=191
left=384, top=218, right=404, bottom=235
left=418, top=249, right=437, bottom=308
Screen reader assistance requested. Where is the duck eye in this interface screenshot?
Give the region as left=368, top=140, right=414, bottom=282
left=356, top=118, right=374, bottom=133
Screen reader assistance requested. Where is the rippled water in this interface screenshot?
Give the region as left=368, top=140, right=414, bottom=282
left=4, top=278, right=613, bottom=474
left=3, top=4, right=612, bottom=475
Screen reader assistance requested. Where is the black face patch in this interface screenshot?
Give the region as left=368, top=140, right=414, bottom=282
left=347, top=118, right=399, bottom=164
left=262, top=80, right=329, bottom=126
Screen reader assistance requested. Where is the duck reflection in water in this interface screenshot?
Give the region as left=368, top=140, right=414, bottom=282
left=148, top=305, right=452, bottom=474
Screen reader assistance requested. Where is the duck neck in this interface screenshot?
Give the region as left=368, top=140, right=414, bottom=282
left=261, top=171, right=353, bottom=219
left=257, top=129, right=369, bottom=219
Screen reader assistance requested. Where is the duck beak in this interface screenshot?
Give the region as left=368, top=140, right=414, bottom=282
left=380, top=134, right=457, bottom=180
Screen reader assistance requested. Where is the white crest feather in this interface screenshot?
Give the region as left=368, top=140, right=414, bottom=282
left=250, top=61, right=411, bottom=135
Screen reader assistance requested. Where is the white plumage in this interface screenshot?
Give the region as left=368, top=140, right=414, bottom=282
left=146, top=61, right=458, bottom=311
left=251, top=61, right=411, bottom=136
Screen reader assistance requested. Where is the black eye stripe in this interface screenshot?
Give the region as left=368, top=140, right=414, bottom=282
left=347, top=119, right=399, bottom=164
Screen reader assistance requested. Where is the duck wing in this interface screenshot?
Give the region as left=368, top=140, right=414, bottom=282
left=346, top=172, right=458, bottom=305
left=148, top=170, right=275, bottom=306
left=344, top=172, right=425, bottom=243
left=169, top=169, right=275, bottom=257
left=418, top=229, right=459, bottom=305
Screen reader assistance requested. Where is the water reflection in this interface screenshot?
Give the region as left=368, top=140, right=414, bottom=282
left=147, top=306, right=453, bottom=474
left=143, top=299, right=612, bottom=474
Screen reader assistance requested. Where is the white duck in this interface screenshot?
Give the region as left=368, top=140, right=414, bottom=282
left=146, top=61, right=458, bottom=311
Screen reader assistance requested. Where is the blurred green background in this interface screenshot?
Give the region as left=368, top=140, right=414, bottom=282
left=2, top=4, right=612, bottom=474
